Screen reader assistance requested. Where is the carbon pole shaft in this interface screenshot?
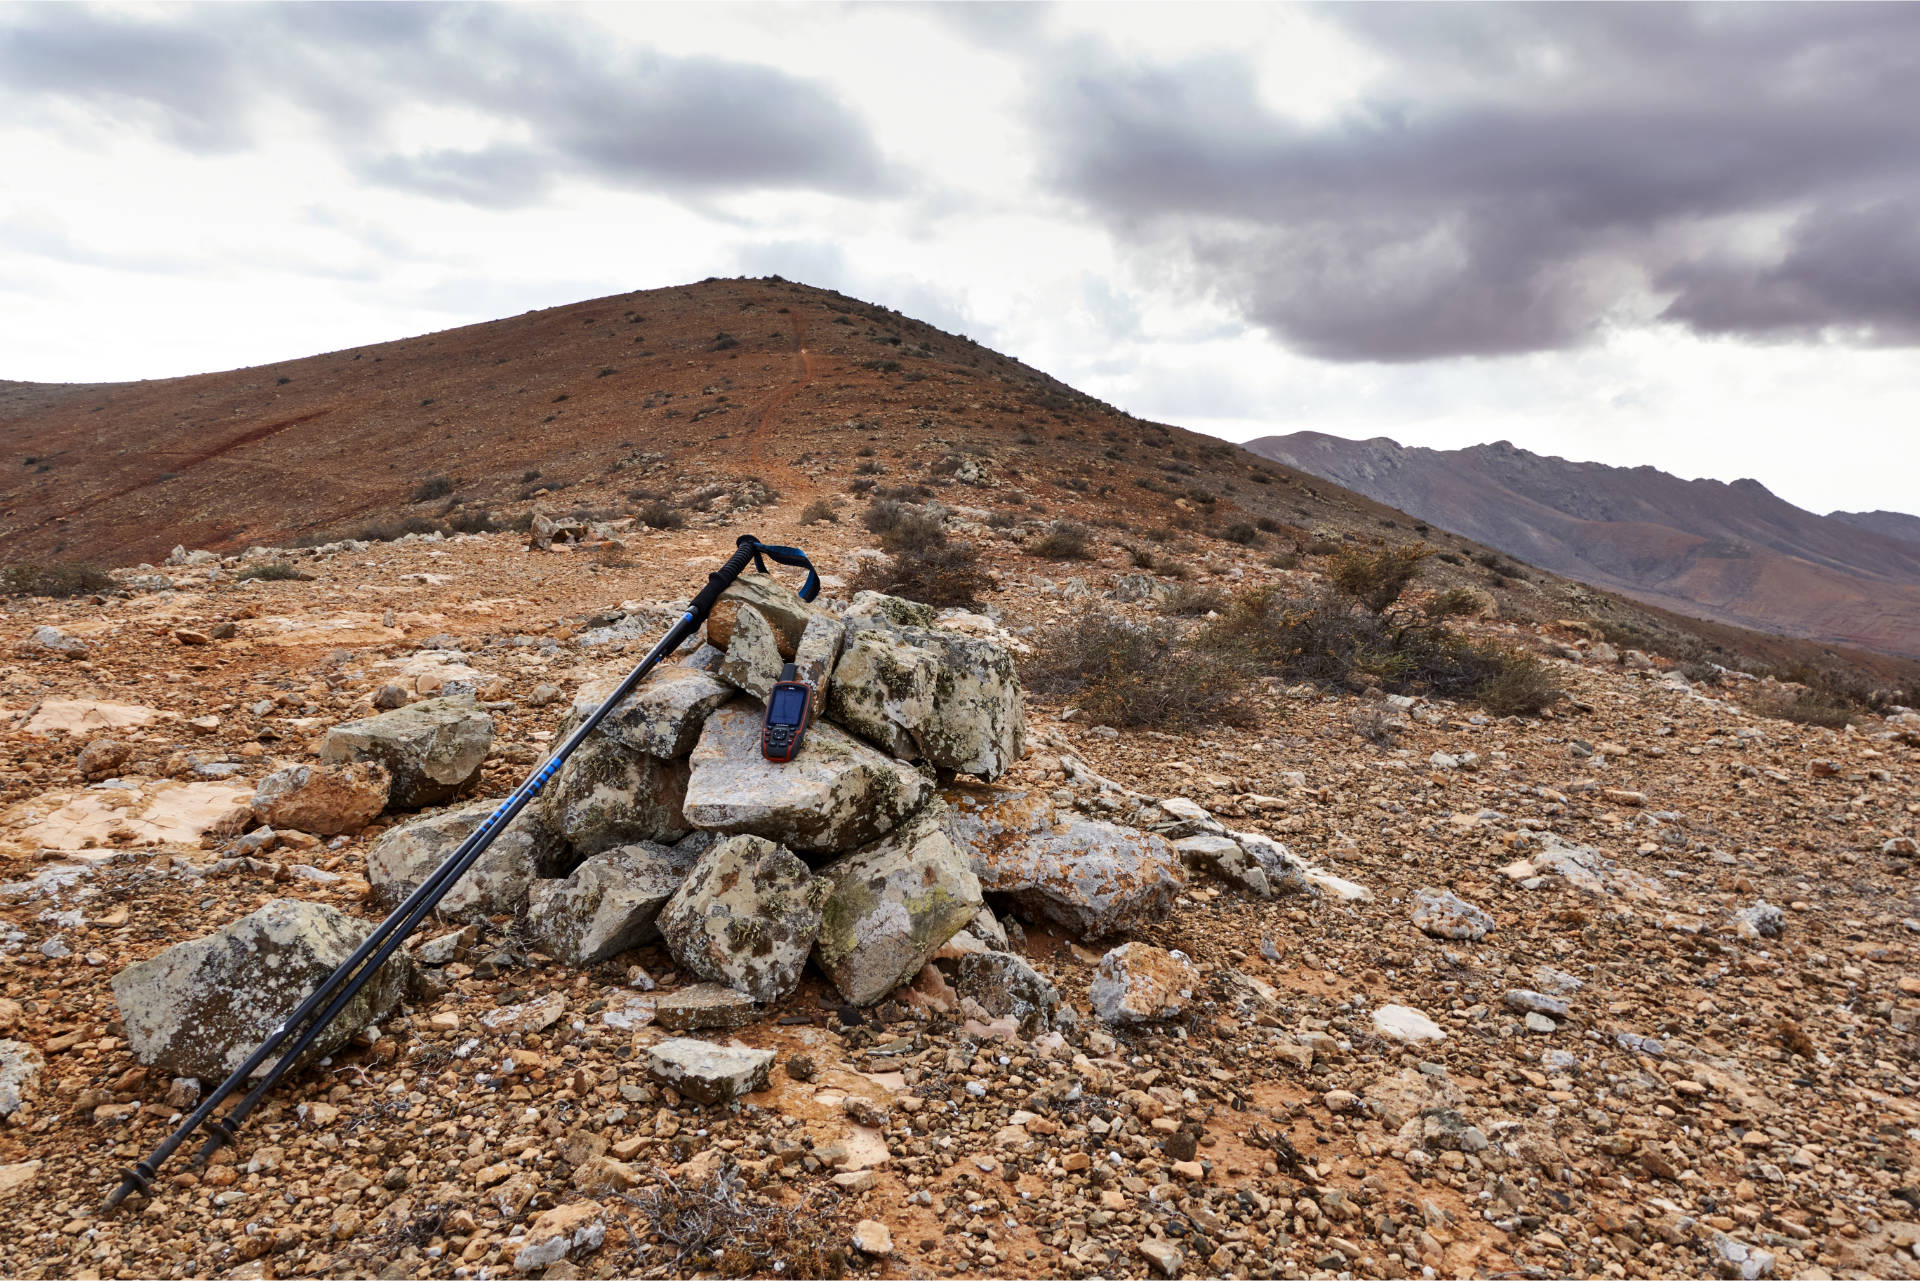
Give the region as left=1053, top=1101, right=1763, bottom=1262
left=103, top=535, right=778, bottom=1213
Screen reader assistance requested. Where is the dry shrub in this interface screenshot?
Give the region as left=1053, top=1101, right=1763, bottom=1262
left=1201, top=587, right=1562, bottom=714
left=1751, top=687, right=1856, bottom=728
left=1024, top=609, right=1255, bottom=730
left=411, top=475, right=454, bottom=502
left=1029, top=522, right=1093, bottom=560
left=863, top=499, right=946, bottom=552
left=1, top=563, right=115, bottom=597
left=615, top=1170, right=843, bottom=1279
left=1475, top=653, right=1565, bottom=716
left=1159, top=583, right=1228, bottom=617
left=799, top=499, right=837, bottom=524
left=849, top=540, right=993, bottom=609
left=1221, top=522, right=1260, bottom=545
left=636, top=500, right=685, bottom=530
left=1329, top=543, right=1430, bottom=613
left=237, top=562, right=302, bottom=582
left=1423, top=586, right=1485, bottom=620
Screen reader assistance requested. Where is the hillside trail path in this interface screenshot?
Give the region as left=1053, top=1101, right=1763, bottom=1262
left=743, top=312, right=818, bottom=501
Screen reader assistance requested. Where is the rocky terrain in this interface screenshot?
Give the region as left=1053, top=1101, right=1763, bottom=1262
left=1247, top=432, right=1920, bottom=661
left=0, top=504, right=1916, bottom=1281
left=0, top=279, right=1917, bottom=1281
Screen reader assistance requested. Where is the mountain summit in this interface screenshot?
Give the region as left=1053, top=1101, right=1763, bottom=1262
left=1246, top=431, right=1920, bottom=659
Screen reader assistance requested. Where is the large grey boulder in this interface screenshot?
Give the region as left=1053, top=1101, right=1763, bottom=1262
left=320, top=696, right=494, bottom=808
left=540, top=734, right=691, bottom=857
left=366, top=799, right=562, bottom=922
left=826, top=596, right=1025, bottom=779
left=705, top=573, right=823, bottom=659
left=826, top=628, right=938, bottom=759
left=111, top=899, right=411, bottom=1079
left=657, top=835, right=829, bottom=1002
left=564, top=668, right=731, bottom=760
left=718, top=605, right=783, bottom=702
left=527, top=841, right=697, bottom=965
left=682, top=704, right=929, bottom=853
left=943, top=787, right=1182, bottom=939
left=814, top=805, right=983, bottom=1006
left=645, top=1038, right=775, bottom=1105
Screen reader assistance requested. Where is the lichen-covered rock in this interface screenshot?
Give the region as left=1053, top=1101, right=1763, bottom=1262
left=1225, top=829, right=1315, bottom=896
left=251, top=760, right=389, bottom=836
left=366, top=799, right=562, bottom=922
left=657, top=835, right=830, bottom=1002
left=718, top=604, right=784, bottom=702
left=792, top=612, right=845, bottom=701
left=814, top=805, right=982, bottom=1006
left=954, top=951, right=1062, bottom=1035
left=828, top=607, right=1026, bottom=779
left=645, top=1038, right=775, bottom=1105
left=526, top=841, right=696, bottom=965
left=0, top=1040, right=42, bottom=1117
left=1173, top=834, right=1273, bottom=897
left=1090, top=943, right=1199, bottom=1025
left=320, top=695, right=493, bottom=808
left=682, top=704, right=929, bottom=853
left=563, top=668, right=732, bottom=760
left=1411, top=888, right=1495, bottom=941
left=826, top=627, right=939, bottom=759
left=705, top=573, right=822, bottom=659
left=943, top=787, right=1182, bottom=939
left=845, top=590, right=936, bottom=629
left=111, top=899, right=412, bottom=1079
left=540, top=733, right=691, bottom=857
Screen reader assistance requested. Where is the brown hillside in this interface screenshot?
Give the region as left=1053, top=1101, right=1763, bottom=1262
left=6, top=277, right=1918, bottom=699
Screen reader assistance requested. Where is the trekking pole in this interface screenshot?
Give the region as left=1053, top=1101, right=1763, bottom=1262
left=103, top=534, right=817, bottom=1214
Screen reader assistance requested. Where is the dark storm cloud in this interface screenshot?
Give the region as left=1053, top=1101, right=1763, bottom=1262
left=1035, top=3, right=1920, bottom=360
left=0, top=2, right=895, bottom=203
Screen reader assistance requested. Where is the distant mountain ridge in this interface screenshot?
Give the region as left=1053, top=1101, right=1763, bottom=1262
left=1245, top=431, right=1920, bottom=659
left=1830, top=509, right=1920, bottom=549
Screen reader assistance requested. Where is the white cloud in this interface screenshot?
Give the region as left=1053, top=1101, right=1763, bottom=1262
left=1, top=1, right=1916, bottom=518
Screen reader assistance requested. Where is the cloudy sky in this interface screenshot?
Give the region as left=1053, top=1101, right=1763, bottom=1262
left=5, top=2, right=1918, bottom=516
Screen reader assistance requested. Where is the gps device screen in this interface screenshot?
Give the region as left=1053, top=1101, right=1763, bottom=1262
left=767, top=685, right=808, bottom=726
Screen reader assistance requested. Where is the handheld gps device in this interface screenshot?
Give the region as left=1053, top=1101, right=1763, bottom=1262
left=761, top=664, right=815, bottom=763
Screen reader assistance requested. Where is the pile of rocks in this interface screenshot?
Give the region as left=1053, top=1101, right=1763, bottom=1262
left=117, top=577, right=1306, bottom=1070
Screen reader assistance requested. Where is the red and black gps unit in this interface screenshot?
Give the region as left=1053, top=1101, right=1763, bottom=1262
left=761, top=664, right=815, bottom=763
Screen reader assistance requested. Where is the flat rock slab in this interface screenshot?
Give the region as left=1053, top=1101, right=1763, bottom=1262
left=2, top=779, right=254, bottom=855
left=654, top=983, right=759, bottom=1030
left=321, top=696, right=493, bottom=808
left=683, top=704, right=929, bottom=853
left=943, top=787, right=1181, bottom=939
left=645, top=1038, right=775, bottom=1105
left=1373, top=1004, right=1448, bottom=1043
left=112, top=899, right=411, bottom=1079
